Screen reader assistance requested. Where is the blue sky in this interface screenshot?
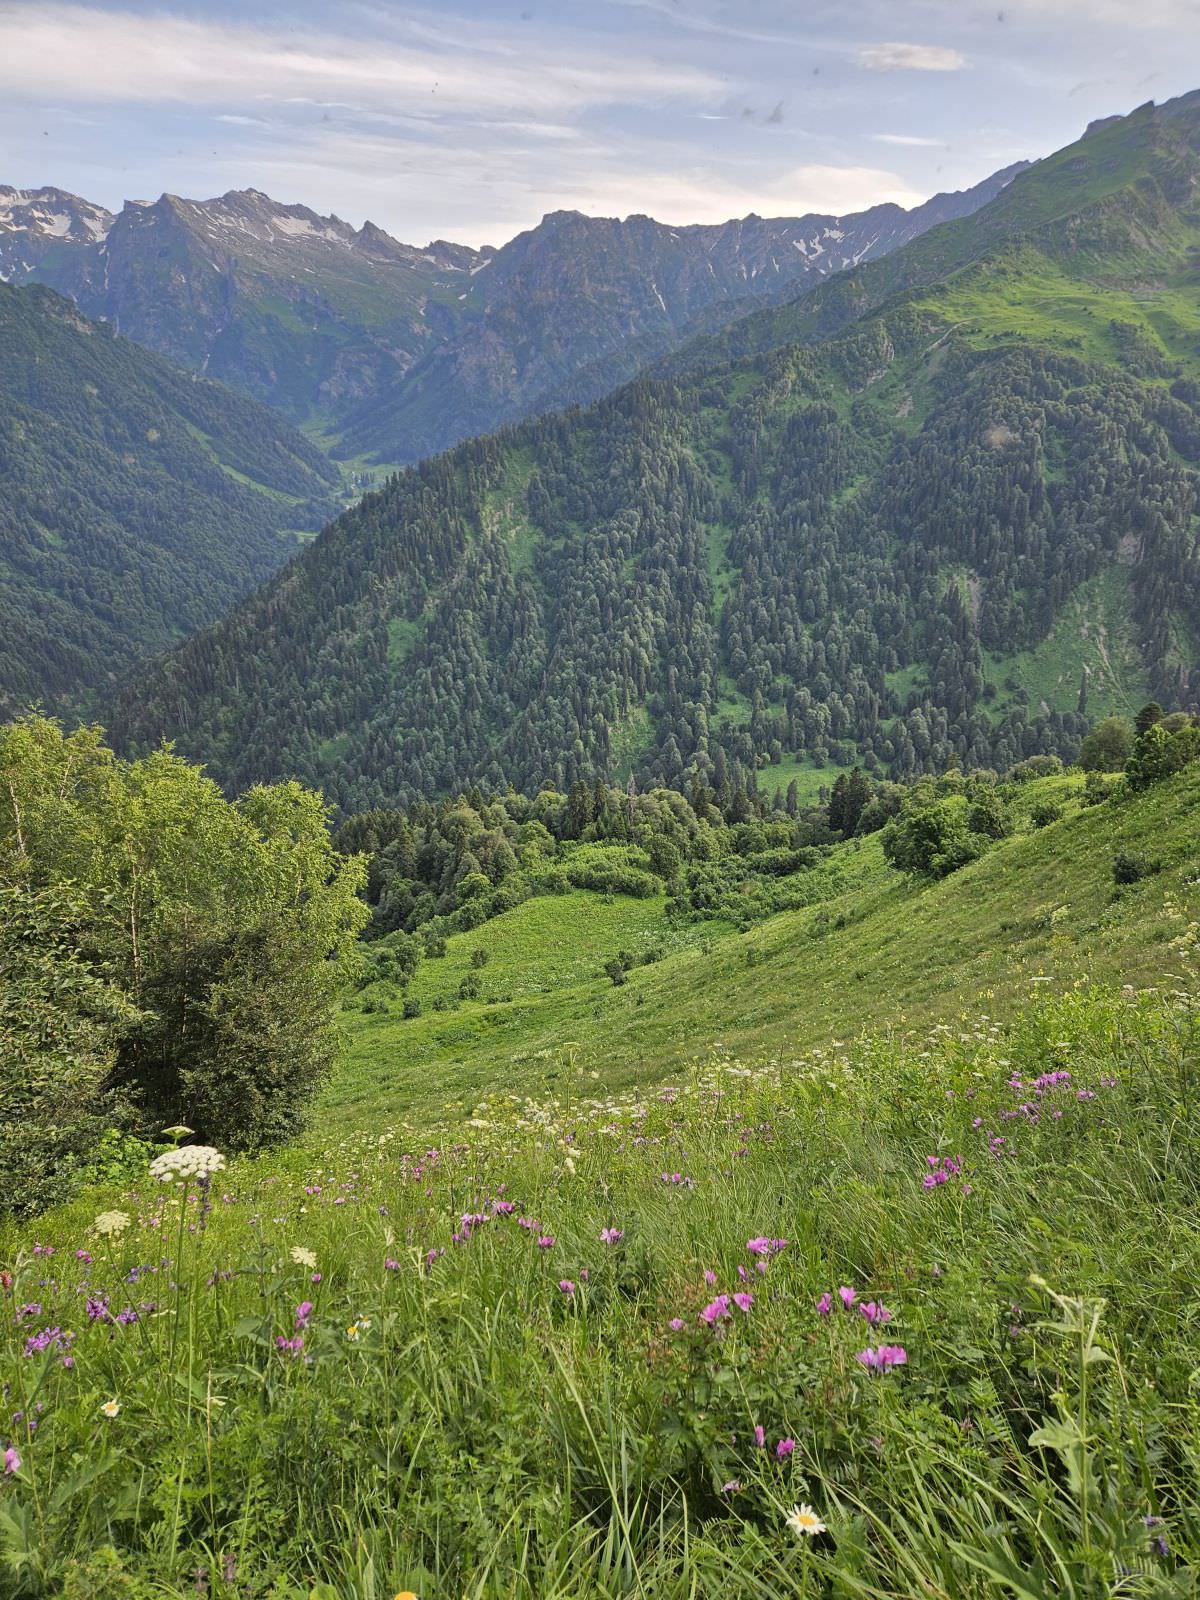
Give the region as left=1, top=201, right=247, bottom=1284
left=0, top=0, right=1196, bottom=246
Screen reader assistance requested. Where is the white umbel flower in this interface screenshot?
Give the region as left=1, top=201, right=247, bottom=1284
left=290, top=1246, right=317, bottom=1269
left=92, top=1209, right=131, bottom=1238
left=148, top=1145, right=226, bottom=1184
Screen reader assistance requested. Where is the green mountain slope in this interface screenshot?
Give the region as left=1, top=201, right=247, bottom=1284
left=333, top=765, right=1200, bottom=1127
left=0, top=283, right=340, bottom=711
left=112, top=93, right=1200, bottom=811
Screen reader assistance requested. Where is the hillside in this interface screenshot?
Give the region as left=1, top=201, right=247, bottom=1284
left=0, top=283, right=340, bottom=711
left=111, top=93, right=1200, bottom=812
left=1, top=170, right=1021, bottom=460
left=333, top=765, right=1200, bottom=1126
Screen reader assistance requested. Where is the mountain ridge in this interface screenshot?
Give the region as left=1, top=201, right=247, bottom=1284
left=1, top=164, right=1026, bottom=460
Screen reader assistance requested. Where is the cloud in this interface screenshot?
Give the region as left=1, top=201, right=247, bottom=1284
left=873, top=133, right=947, bottom=147
left=0, top=3, right=726, bottom=118
left=858, top=42, right=966, bottom=72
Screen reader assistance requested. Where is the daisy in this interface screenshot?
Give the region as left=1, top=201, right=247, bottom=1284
left=786, top=1503, right=826, bottom=1538
left=100, top=1399, right=121, bottom=1418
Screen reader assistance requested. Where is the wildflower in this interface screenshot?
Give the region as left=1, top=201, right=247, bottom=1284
left=294, top=1300, right=313, bottom=1330
left=855, top=1345, right=908, bottom=1371
left=668, top=1317, right=685, bottom=1332
left=100, top=1399, right=121, bottom=1418
left=700, top=1295, right=731, bottom=1324
left=346, top=1323, right=361, bottom=1342
left=290, top=1246, right=317, bottom=1269
left=600, top=1228, right=623, bottom=1245
left=3, top=1448, right=19, bottom=1475
left=838, top=1285, right=856, bottom=1309
left=860, top=1301, right=892, bottom=1326
left=149, top=1146, right=226, bottom=1184
left=816, top=1292, right=832, bottom=1316
left=393, top=1591, right=419, bottom=1600
left=721, top=1479, right=742, bottom=1495
left=275, top=1334, right=305, bottom=1358
left=733, top=1292, right=754, bottom=1313
left=746, top=1236, right=787, bottom=1256
left=753, top=1424, right=766, bottom=1448
left=558, top=1279, right=575, bottom=1297
left=704, top=1268, right=717, bottom=1285
left=786, top=1503, right=826, bottom=1538
left=536, top=1235, right=555, bottom=1250
left=776, top=1438, right=795, bottom=1459
left=93, top=1210, right=131, bottom=1238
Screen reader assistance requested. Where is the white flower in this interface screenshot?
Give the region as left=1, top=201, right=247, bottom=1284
left=786, top=1503, right=826, bottom=1538
left=100, top=1399, right=121, bottom=1419
left=93, top=1209, right=131, bottom=1238
left=148, top=1145, right=226, bottom=1184
left=290, top=1246, right=317, bottom=1269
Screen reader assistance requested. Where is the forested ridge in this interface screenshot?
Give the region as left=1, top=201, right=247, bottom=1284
left=111, top=93, right=1200, bottom=812
left=0, top=283, right=340, bottom=712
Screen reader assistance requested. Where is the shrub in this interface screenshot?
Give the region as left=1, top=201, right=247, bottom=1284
left=1112, top=850, right=1157, bottom=885
left=402, top=996, right=422, bottom=1019
left=459, top=973, right=482, bottom=1000
left=603, top=958, right=628, bottom=986
left=1029, top=799, right=1064, bottom=828
left=882, top=800, right=985, bottom=879
left=471, top=947, right=491, bottom=968
left=966, top=790, right=1013, bottom=840
left=566, top=861, right=659, bottom=898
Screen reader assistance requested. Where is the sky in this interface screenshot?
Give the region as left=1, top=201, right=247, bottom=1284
left=0, top=0, right=1197, bottom=247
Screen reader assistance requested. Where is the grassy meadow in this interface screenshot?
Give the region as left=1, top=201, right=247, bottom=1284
left=4, top=769, right=1200, bottom=1596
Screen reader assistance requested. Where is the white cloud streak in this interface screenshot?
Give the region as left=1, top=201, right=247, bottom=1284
left=0, top=3, right=726, bottom=116
left=859, top=42, right=966, bottom=72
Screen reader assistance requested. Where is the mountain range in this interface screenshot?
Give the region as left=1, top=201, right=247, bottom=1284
left=0, top=164, right=1025, bottom=464
left=107, top=91, right=1200, bottom=812
left=0, top=281, right=340, bottom=711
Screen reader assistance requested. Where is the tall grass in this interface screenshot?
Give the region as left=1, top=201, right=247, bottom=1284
left=3, top=980, right=1199, bottom=1597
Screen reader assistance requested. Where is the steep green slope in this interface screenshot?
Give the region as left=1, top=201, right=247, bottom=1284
left=333, top=767, right=1200, bottom=1126
left=112, top=93, right=1200, bottom=810
left=0, top=284, right=340, bottom=711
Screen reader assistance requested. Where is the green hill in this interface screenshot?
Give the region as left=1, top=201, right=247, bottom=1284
left=333, top=765, right=1200, bottom=1127
left=112, top=92, right=1200, bottom=812
left=0, top=283, right=340, bottom=712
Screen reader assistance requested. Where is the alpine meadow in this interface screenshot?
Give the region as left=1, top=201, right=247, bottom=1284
left=2, top=11, right=1200, bottom=1598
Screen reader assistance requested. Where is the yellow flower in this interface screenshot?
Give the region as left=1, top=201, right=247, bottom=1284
left=393, top=1592, right=419, bottom=1600
left=100, top=1399, right=121, bottom=1419
left=346, top=1324, right=360, bottom=1341
left=786, top=1503, right=825, bottom=1538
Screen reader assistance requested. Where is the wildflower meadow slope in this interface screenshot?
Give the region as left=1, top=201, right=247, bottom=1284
left=4, top=972, right=1200, bottom=1596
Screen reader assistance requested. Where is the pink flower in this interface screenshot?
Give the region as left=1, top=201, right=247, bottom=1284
left=600, top=1228, right=623, bottom=1245
left=733, top=1292, right=754, bottom=1313
left=816, top=1292, right=832, bottom=1317
left=668, top=1317, right=685, bottom=1332
left=753, top=1425, right=766, bottom=1448
left=294, top=1300, right=313, bottom=1330
left=704, top=1269, right=717, bottom=1285
left=700, top=1295, right=732, bottom=1325
left=537, top=1235, right=556, bottom=1250
left=838, top=1285, right=857, bottom=1309
left=558, top=1279, right=575, bottom=1297
left=859, top=1301, right=892, bottom=1326
left=855, top=1344, right=908, bottom=1370
left=776, top=1438, right=795, bottom=1459
left=3, top=1447, right=19, bottom=1475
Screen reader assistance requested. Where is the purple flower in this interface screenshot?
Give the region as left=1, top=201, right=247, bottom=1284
left=536, top=1235, right=556, bottom=1250
left=668, top=1317, right=685, bottom=1332
left=816, top=1292, right=832, bottom=1317
left=3, top=1448, right=19, bottom=1475
left=855, top=1344, right=908, bottom=1371
left=600, top=1228, right=623, bottom=1245
left=700, top=1295, right=732, bottom=1325
left=753, top=1424, right=766, bottom=1448
left=733, top=1292, right=754, bottom=1313
left=275, top=1334, right=305, bottom=1358
left=493, top=1200, right=515, bottom=1215
left=115, top=1307, right=139, bottom=1326
left=838, top=1286, right=857, bottom=1309
left=720, top=1479, right=742, bottom=1495
left=859, top=1301, right=892, bottom=1326
left=558, top=1279, right=575, bottom=1297
left=704, top=1268, right=717, bottom=1286
left=294, top=1300, right=313, bottom=1330
left=776, top=1438, right=795, bottom=1459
